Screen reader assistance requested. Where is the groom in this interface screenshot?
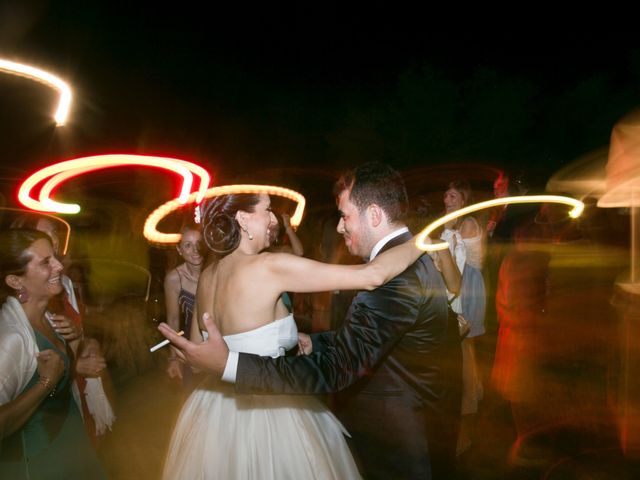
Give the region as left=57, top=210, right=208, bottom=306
left=160, top=162, right=462, bottom=479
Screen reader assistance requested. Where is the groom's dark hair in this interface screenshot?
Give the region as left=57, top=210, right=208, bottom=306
left=334, top=162, right=408, bottom=223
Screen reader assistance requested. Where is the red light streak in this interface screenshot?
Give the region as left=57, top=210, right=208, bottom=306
left=18, top=154, right=211, bottom=214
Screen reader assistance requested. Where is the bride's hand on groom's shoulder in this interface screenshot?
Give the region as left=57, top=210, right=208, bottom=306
left=158, top=313, right=229, bottom=377
left=297, top=332, right=313, bottom=355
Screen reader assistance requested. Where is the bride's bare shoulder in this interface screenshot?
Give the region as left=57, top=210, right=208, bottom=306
left=259, top=250, right=299, bottom=263
left=257, top=250, right=305, bottom=270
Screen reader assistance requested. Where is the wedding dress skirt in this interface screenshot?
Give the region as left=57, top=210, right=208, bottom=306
left=162, top=315, right=361, bottom=479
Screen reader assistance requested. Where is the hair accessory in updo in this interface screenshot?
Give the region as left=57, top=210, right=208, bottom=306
left=200, top=196, right=242, bottom=255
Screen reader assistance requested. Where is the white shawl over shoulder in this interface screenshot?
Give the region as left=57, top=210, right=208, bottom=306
left=0, top=297, right=38, bottom=405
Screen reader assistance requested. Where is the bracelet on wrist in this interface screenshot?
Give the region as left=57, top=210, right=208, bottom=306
left=38, top=375, right=57, bottom=397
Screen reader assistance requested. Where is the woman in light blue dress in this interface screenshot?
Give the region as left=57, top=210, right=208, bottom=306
left=441, top=180, right=487, bottom=455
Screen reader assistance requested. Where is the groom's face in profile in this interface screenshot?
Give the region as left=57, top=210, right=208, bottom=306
left=336, top=189, right=374, bottom=260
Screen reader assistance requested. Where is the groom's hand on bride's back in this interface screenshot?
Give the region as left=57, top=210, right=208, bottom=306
left=158, top=313, right=229, bottom=377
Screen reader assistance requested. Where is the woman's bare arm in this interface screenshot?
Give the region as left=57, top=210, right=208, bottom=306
left=282, top=214, right=304, bottom=256
left=460, top=217, right=480, bottom=239
left=190, top=304, right=203, bottom=343
left=164, top=270, right=181, bottom=331
left=433, top=247, right=461, bottom=294
left=163, top=269, right=183, bottom=377
left=264, top=236, right=422, bottom=294
left=0, top=350, right=64, bottom=440
left=0, top=383, right=52, bottom=439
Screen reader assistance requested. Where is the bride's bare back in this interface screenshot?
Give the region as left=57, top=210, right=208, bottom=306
left=196, top=251, right=290, bottom=336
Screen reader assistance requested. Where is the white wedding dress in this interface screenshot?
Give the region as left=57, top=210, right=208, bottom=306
left=162, top=314, right=361, bottom=479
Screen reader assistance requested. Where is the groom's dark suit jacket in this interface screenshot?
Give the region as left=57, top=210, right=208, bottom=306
left=236, top=232, right=462, bottom=479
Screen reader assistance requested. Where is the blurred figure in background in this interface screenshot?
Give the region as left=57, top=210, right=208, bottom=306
left=10, top=214, right=115, bottom=446
left=440, top=179, right=487, bottom=456
left=492, top=202, right=617, bottom=466
left=491, top=220, right=549, bottom=459
left=164, top=222, right=203, bottom=389
left=486, top=172, right=510, bottom=238
left=484, top=171, right=538, bottom=365
left=268, top=212, right=304, bottom=256
left=0, top=229, right=105, bottom=478
left=487, top=171, right=531, bottom=240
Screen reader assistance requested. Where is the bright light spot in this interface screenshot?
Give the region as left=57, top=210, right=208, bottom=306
left=0, top=58, right=73, bottom=126
left=415, top=195, right=585, bottom=252
left=18, top=154, right=211, bottom=214
left=144, top=184, right=306, bottom=244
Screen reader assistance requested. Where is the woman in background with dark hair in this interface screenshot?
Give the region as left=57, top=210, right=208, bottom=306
left=0, top=229, right=105, bottom=479
left=9, top=213, right=115, bottom=445
left=164, top=222, right=203, bottom=385
left=162, top=192, right=425, bottom=479
left=441, top=180, right=487, bottom=456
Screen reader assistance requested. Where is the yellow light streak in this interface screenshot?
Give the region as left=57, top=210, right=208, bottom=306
left=18, top=154, right=211, bottom=214
left=415, top=195, right=585, bottom=252
left=0, top=58, right=72, bottom=126
left=0, top=207, right=71, bottom=256
left=144, top=184, right=306, bottom=244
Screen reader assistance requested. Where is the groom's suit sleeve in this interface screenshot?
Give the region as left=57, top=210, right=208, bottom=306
left=236, top=263, right=428, bottom=394
left=310, top=331, right=335, bottom=354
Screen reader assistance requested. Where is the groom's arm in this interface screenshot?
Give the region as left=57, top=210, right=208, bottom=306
left=235, top=271, right=424, bottom=395
left=310, top=331, right=335, bottom=353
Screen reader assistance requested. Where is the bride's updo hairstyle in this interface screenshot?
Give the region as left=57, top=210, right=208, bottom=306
left=200, top=193, right=261, bottom=257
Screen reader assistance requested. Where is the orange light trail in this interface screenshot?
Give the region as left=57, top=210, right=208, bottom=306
left=144, top=184, right=306, bottom=244
left=415, top=195, right=584, bottom=252
left=0, top=58, right=72, bottom=126
left=18, top=154, right=211, bottom=214
left=0, top=207, right=71, bottom=256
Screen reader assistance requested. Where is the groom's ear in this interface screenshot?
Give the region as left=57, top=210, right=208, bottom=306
left=367, top=203, right=383, bottom=228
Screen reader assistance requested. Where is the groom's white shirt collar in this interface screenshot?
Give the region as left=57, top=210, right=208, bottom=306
left=369, top=227, right=409, bottom=261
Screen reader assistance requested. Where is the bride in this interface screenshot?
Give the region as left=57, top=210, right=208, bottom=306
left=162, top=192, right=424, bottom=479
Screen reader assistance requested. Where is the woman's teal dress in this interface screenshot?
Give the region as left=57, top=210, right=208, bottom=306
left=0, top=331, right=106, bottom=479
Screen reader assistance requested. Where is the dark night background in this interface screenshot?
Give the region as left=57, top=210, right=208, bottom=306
left=1, top=1, right=640, bottom=211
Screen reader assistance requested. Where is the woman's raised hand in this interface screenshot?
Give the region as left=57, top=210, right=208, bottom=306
left=48, top=313, right=82, bottom=341
left=75, top=341, right=108, bottom=378
left=36, top=349, right=64, bottom=384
